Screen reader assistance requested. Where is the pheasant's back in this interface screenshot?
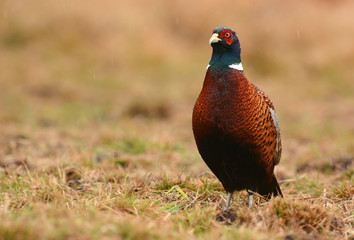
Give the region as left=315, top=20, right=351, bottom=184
left=192, top=68, right=281, bottom=193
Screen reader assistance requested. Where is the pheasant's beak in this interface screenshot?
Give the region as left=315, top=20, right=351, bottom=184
left=209, top=33, right=221, bottom=45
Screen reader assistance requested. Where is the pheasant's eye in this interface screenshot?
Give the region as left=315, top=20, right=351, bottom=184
left=225, top=32, right=231, bottom=38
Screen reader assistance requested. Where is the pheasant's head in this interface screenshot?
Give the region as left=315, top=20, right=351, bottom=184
left=208, top=27, right=242, bottom=69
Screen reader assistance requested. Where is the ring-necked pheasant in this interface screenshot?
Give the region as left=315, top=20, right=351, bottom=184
left=192, top=27, right=283, bottom=209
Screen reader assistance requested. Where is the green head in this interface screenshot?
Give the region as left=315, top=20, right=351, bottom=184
left=208, top=27, right=242, bottom=70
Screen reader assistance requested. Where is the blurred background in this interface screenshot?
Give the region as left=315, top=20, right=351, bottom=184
left=0, top=0, right=353, bottom=176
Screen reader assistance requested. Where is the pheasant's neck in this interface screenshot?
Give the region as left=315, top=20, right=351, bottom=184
left=208, top=50, right=242, bottom=71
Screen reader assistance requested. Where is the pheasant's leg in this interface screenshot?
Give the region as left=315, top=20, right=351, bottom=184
left=247, top=190, right=254, bottom=208
left=223, top=192, right=233, bottom=211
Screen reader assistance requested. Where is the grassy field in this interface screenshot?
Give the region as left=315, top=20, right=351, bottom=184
left=0, top=0, right=353, bottom=239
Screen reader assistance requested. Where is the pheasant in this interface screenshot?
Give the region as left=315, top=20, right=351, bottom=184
left=192, top=27, right=283, bottom=209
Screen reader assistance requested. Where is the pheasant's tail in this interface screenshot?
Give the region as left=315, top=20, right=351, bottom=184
left=258, top=174, right=283, bottom=199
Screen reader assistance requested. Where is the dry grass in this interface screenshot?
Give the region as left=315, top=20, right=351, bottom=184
left=0, top=0, right=353, bottom=239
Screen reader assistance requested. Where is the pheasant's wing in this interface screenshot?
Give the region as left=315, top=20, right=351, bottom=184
left=254, top=86, right=282, bottom=166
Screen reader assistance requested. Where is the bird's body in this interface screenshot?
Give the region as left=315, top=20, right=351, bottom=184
left=192, top=27, right=282, bottom=208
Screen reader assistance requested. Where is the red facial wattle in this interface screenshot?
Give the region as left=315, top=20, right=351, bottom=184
left=219, top=30, right=233, bottom=45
